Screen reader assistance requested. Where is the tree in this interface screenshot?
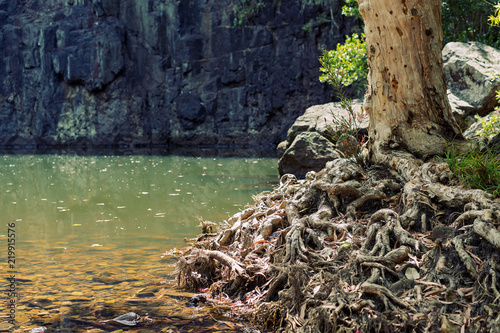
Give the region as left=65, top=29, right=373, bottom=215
left=357, top=0, right=464, bottom=167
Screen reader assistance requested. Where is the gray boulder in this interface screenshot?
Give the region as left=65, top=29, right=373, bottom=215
left=284, top=99, right=368, bottom=146
left=443, top=42, right=500, bottom=128
left=278, top=100, right=367, bottom=177
left=278, top=131, right=343, bottom=178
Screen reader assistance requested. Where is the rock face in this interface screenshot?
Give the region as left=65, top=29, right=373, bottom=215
left=0, top=0, right=354, bottom=148
left=443, top=42, right=500, bottom=128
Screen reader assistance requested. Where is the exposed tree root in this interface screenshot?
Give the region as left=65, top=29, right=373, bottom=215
left=174, top=154, right=500, bottom=332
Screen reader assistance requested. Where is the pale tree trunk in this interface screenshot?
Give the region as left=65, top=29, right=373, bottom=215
left=357, top=0, right=464, bottom=165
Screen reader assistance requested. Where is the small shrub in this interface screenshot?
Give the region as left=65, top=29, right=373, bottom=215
left=475, top=82, right=500, bottom=139
left=341, top=0, right=361, bottom=19
left=319, top=33, right=368, bottom=161
left=324, top=110, right=367, bottom=160
left=475, top=110, right=500, bottom=139
left=320, top=68, right=368, bottom=160
left=319, top=33, right=368, bottom=96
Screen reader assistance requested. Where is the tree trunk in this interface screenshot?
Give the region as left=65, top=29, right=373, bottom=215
left=357, top=0, right=464, bottom=164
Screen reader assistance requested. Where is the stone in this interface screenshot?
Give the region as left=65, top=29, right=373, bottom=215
left=443, top=42, right=500, bottom=126
left=277, top=100, right=367, bottom=177
left=278, top=131, right=343, bottom=179
left=0, top=322, right=14, bottom=332
left=283, top=100, right=367, bottom=149
left=276, top=141, right=287, bottom=159
left=447, top=93, right=476, bottom=130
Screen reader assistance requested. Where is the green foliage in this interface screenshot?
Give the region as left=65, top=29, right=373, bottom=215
left=319, top=33, right=368, bottom=96
left=476, top=72, right=500, bottom=139
left=320, top=45, right=368, bottom=160
left=232, top=0, right=265, bottom=26
left=319, top=30, right=368, bottom=160
left=445, top=144, right=500, bottom=197
left=475, top=108, right=500, bottom=139
left=442, top=0, right=500, bottom=48
left=341, top=0, right=361, bottom=19
left=489, top=4, right=500, bottom=25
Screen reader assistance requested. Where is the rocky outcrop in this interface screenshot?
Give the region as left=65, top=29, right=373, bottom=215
left=443, top=42, right=500, bottom=129
left=279, top=42, right=500, bottom=178
left=0, top=0, right=355, bottom=148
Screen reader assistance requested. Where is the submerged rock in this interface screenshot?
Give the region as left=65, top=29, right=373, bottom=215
left=109, top=312, right=140, bottom=326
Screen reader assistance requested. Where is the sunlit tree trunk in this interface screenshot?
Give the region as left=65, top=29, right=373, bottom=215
left=357, top=0, right=464, bottom=165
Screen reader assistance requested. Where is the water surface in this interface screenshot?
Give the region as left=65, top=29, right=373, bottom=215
left=0, top=153, right=278, bottom=332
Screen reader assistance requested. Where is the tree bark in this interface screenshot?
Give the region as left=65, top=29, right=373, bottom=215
left=357, top=0, right=464, bottom=164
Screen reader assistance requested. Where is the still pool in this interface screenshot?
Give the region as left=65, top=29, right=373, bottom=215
left=0, top=152, right=278, bottom=332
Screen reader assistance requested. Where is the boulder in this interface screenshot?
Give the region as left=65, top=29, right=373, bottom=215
left=278, top=100, right=367, bottom=177
left=284, top=99, right=368, bottom=147
left=443, top=42, right=500, bottom=128
left=278, top=131, right=343, bottom=179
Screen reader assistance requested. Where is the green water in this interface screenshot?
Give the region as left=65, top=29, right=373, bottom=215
left=0, top=152, right=278, bottom=332
left=0, top=153, right=278, bottom=247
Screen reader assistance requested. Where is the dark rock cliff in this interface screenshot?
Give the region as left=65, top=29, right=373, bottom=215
left=0, top=0, right=354, bottom=148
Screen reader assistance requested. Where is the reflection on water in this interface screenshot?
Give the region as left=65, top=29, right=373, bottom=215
left=0, top=153, right=278, bottom=332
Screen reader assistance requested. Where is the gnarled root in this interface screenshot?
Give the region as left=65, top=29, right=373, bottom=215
left=473, top=210, right=500, bottom=251
left=176, top=153, right=500, bottom=332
